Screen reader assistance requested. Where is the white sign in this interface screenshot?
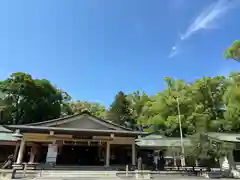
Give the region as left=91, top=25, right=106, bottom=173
left=46, top=144, right=58, bottom=163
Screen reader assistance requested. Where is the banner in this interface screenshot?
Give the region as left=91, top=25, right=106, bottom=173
left=46, top=144, right=58, bottom=163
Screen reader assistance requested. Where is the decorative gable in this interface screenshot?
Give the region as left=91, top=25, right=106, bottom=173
left=55, top=115, right=116, bottom=130
left=27, top=113, right=130, bottom=131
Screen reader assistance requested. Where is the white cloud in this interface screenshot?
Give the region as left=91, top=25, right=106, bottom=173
left=181, top=0, right=235, bottom=40
left=169, top=0, right=238, bottom=58
left=168, top=43, right=181, bottom=58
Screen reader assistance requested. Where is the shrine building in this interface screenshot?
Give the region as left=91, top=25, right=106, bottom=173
left=1, top=111, right=147, bottom=169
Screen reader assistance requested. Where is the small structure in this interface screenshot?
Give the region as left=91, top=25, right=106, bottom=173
left=136, top=133, right=240, bottom=169
left=3, top=111, right=147, bottom=169
left=207, top=132, right=240, bottom=170
left=136, top=134, right=191, bottom=168
left=0, top=126, right=19, bottom=165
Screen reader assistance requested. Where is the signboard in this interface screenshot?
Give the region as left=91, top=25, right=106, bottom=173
left=46, top=144, right=58, bottom=163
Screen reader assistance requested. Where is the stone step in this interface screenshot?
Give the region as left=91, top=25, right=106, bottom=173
left=42, top=171, right=117, bottom=174
left=51, top=166, right=107, bottom=170
left=42, top=174, right=117, bottom=176
left=40, top=175, right=117, bottom=177
left=34, top=177, right=121, bottom=180
left=42, top=173, right=117, bottom=175
left=40, top=170, right=118, bottom=178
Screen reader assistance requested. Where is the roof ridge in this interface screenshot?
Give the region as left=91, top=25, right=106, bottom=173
left=25, top=113, right=81, bottom=126
left=6, top=125, right=147, bottom=135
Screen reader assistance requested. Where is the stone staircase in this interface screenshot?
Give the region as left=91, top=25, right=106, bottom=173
left=1, top=167, right=122, bottom=179
left=38, top=170, right=119, bottom=178
left=40, top=165, right=125, bottom=171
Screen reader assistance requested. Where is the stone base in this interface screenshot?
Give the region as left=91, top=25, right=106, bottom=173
left=104, top=165, right=111, bottom=171
left=26, top=163, right=37, bottom=170
left=11, top=164, right=24, bottom=179
left=12, top=164, right=24, bottom=170
left=135, top=173, right=152, bottom=179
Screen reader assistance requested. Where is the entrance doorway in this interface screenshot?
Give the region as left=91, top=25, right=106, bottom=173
left=0, top=145, right=15, bottom=163
left=57, top=145, right=103, bottom=165
left=110, top=145, right=131, bottom=165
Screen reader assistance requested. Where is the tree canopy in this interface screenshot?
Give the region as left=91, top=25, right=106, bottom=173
left=0, top=72, right=71, bottom=124
left=107, top=91, right=135, bottom=128
left=69, top=100, right=106, bottom=118
left=224, top=40, right=240, bottom=61
left=1, top=71, right=240, bottom=136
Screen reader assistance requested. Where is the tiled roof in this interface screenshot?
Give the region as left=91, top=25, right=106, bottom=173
left=0, top=125, right=12, bottom=133
left=208, top=132, right=240, bottom=142
left=0, top=125, right=17, bottom=141
left=136, top=132, right=240, bottom=147
left=136, top=135, right=191, bottom=147
left=6, top=125, right=147, bottom=136
left=0, top=133, right=18, bottom=141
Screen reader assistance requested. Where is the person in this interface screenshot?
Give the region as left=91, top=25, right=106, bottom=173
left=1, top=154, right=14, bottom=169
left=137, top=156, right=142, bottom=170
left=159, top=151, right=165, bottom=170
left=153, top=152, right=159, bottom=171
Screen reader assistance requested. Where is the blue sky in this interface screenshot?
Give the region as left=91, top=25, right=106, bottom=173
left=0, top=0, right=240, bottom=106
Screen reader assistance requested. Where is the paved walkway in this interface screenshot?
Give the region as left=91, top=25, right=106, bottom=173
left=0, top=169, right=235, bottom=180
left=31, top=177, right=233, bottom=180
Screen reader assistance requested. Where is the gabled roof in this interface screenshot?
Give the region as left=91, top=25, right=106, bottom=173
left=0, top=125, right=12, bottom=133
left=6, top=125, right=147, bottom=137
left=0, top=125, right=18, bottom=142
left=136, top=132, right=240, bottom=148
left=25, top=111, right=132, bottom=131
left=6, top=111, right=147, bottom=137
left=136, top=135, right=191, bottom=147
left=208, top=132, right=240, bottom=142
left=0, top=132, right=18, bottom=141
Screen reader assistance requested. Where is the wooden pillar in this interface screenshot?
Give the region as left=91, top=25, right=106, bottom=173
left=13, top=142, right=20, bottom=162
left=180, top=155, right=186, bottom=167
left=105, top=142, right=110, bottom=166
left=173, top=155, right=177, bottom=167
left=195, top=159, right=199, bottom=167
left=228, top=150, right=236, bottom=170
left=16, top=139, right=25, bottom=164
left=132, top=143, right=136, bottom=166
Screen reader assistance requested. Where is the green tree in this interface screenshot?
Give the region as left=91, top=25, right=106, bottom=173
left=0, top=91, right=12, bottom=124
left=142, top=77, right=196, bottom=136
left=60, top=92, right=73, bottom=116
left=138, top=75, right=229, bottom=136
left=107, top=91, right=134, bottom=128
left=0, top=72, right=70, bottom=124
left=189, top=76, right=228, bottom=132
left=127, top=90, right=149, bottom=129
left=69, top=101, right=106, bottom=118
left=224, top=40, right=240, bottom=61
left=223, top=72, right=240, bottom=132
